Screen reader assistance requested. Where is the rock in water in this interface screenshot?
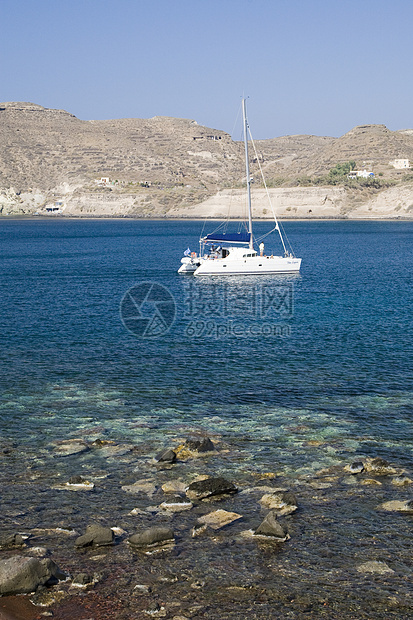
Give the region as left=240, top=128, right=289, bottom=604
left=254, top=511, right=289, bottom=541
left=72, top=572, right=94, bottom=587
left=156, top=448, right=177, bottom=463
left=0, top=533, right=26, bottom=548
left=53, top=440, right=89, bottom=457
left=159, top=495, right=193, bottom=511
left=366, top=457, right=397, bottom=475
left=74, top=524, right=114, bottom=548
left=186, top=477, right=237, bottom=500
left=344, top=461, right=364, bottom=474
left=185, top=438, right=215, bottom=453
left=391, top=474, right=412, bottom=486
left=259, top=490, right=298, bottom=515
left=197, top=509, right=242, bottom=530
left=357, top=561, right=394, bottom=574
left=0, top=556, right=66, bottom=595
left=128, top=527, right=174, bottom=548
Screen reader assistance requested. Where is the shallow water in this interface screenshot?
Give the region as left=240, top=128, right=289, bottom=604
left=0, top=219, right=412, bottom=618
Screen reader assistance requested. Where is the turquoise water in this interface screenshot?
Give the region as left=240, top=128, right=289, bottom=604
left=1, top=219, right=412, bottom=617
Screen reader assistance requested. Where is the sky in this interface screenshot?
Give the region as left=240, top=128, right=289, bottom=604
left=2, top=0, right=412, bottom=139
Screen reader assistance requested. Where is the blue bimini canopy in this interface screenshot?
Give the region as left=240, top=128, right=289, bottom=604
left=202, top=232, right=251, bottom=244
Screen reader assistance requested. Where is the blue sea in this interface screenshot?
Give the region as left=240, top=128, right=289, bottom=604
left=1, top=219, right=412, bottom=618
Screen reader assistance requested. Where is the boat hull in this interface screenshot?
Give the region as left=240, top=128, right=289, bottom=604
left=193, top=256, right=301, bottom=276
left=178, top=257, right=203, bottom=274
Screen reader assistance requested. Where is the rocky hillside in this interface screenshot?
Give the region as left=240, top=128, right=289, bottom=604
left=1, top=101, right=413, bottom=218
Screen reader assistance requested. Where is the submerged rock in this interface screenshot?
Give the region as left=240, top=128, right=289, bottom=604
left=0, top=533, right=26, bottom=548
left=156, top=448, right=177, bottom=463
left=254, top=511, right=289, bottom=541
left=392, top=474, right=412, bottom=486
left=186, top=477, right=237, bottom=501
left=53, top=440, right=89, bottom=457
left=128, top=527, right=174, bottom=548
left=161, top=479, right=187, bottom=493
left=122, top=478, right=157, bottom=496
left=159, top=495, right=193, bottom=512
left=197, top=509, right=242, bottom=530
left=0, top=556, right=66, bottom=595
left=174, top=437, right=216, bottom=460
left=74, top=524, right=114, bottom=548
left=185, top=438, right=215, bottom=453
left=344, top=461, right=364, bottom=474
left=360, top=478, right=382, bottom=486
left=365, top=457, right=397, bottom=476
left=259, top=490, right=298, bottom=515
left=357, top=560, right=394, bottom=574
left=71, top=572, right=95, bottom=587
left=55, top=475, right=95, bottom=491
left=96, top=444, right=133, bottom=458
left=380, top=499, right=413, bottom=512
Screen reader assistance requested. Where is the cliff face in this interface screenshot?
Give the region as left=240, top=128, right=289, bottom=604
left=1, top=102, right=413, bottom=218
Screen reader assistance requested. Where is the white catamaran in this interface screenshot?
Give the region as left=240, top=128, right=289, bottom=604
left=178, top=99, right=301, bottom=276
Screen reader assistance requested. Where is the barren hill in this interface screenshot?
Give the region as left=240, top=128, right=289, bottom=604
left=1, top=102, right=413, bottom=218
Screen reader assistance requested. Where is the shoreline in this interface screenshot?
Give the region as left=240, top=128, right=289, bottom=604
left=1, top=215, right=413, bottom=222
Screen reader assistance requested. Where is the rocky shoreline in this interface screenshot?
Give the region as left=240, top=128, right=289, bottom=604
left=1, top=435, right=412, bottom=619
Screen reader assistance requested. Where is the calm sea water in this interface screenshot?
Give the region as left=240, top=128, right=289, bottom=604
left=1, top=219, right=412, bottom=464
left=1, top=219, right=412, bottom=617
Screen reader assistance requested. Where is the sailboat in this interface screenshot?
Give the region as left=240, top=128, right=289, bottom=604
left=178, top=99, right=301, bottom=276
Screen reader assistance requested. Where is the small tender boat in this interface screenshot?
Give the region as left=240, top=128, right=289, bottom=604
left=178, top=98, right=301, bottom=276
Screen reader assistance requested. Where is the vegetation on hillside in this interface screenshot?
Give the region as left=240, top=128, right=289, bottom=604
left=264, top=161, right=398, bottom=190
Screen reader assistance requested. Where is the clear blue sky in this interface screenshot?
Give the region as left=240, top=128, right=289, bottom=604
left=2, top=0, right=412, bottom=139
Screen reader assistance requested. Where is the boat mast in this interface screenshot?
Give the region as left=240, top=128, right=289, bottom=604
left=242, top=98, right=254, bottom=251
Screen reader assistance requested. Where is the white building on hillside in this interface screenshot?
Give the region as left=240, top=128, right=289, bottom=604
left=389, top=159, right=410, bottom=169
left=348, top=170, right=375, bottom=179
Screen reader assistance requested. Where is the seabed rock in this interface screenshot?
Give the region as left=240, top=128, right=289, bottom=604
left=161, top=479, right=187, bottom=493
left=122, top=478, right=157, bottom=496
left=174, top=437, right=216, bottom=460
left=360, top=478, right=382, bottom=486
left=357, top=560, right=394, bottom=574
left=71, top=572, right=96, bottom=588
left=96, top=444, right=133, bottom=458
left=54, top=475, right=95, bottom=491
left=197, top=509, right=242, bottom=530
left=0, top=533, right=27, bottom=548
left=128, top=527, right=175, bottom=548
left=159, top=495, right=193, bottom=512
left=344, top=461, right=364, bottom=474
left=259, top=490, right=298, bottom=515
left=365, top=457, right=397, bottom=476
left=392, top=474, right=412, bottom=486
left=53, top=440, right=89, bottom=457
left=379, top=499, right=413, bottom=513
left=186, top=477, right=237, bottom=501
left=0, top=556, right=66, bottom=595
left=185, top=438, right=215, bottom=453
left=254, top=511, right=290, bottom=541
left=74, top=524, right=114, bottom=548
left=156, top=448, right=177, bottom=463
